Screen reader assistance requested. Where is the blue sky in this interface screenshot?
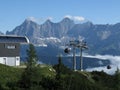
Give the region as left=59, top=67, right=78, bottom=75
left=0, top=0, right=120, bottom=33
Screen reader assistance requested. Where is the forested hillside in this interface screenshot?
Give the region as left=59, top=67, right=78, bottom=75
left=0, top=61, right=120, bottom=90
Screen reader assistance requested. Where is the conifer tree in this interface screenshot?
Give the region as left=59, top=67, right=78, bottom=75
left=18, top=44, right=39, bottom=89
left=26, top=44, right=38, bottom=69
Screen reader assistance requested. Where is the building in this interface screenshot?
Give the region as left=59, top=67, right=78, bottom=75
left=0, top=35, right=29, bottom=66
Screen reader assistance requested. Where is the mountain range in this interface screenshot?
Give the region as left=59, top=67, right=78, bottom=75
left=5, top=18, right=120, bottom=55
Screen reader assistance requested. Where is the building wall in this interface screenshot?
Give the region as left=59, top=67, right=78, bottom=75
left=0, top=43, right=20, bottom=66
left=0, top=43, right=20, bottom=57
left=0, top=57, right=20, bottom=66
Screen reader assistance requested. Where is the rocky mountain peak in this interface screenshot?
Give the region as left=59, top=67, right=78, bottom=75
left=43, top=19, right=53, bottom=25
left=22, top=18, right=38, bottom=26
left=60, top=17, right=74, bottom=24
left=5, top=17, right=120, bottom=55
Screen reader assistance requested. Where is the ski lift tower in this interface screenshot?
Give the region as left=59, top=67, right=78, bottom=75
left=64, top=39, right=88, bottom=71
left=76, top=40, right=88, bottom=71
left=69, top=40, right=77, bottom=71
left=64, top=40, right=79, bottom=71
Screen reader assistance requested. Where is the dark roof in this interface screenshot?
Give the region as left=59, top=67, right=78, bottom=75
left=0, top=35, right=29, bottom=43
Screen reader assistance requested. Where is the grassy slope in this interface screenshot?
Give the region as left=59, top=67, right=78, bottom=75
left=0, top=64, right=55, bottom=89
left=0, top=64, right=23, bottom=86
left=0, top=64, right=115, bottom=90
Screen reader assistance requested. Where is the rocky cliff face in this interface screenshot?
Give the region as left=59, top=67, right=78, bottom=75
left=6, top=18, right=120, bottom=55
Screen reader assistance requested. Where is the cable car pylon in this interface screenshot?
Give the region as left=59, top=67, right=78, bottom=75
left=64, top=39, right=88, bottom=71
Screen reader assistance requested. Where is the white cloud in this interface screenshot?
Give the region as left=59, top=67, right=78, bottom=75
left=64, top=15, right=85, bottom=23
left=46, top=17, right=53, bottom=21
left=86, top=65, right=116, bottom=75
left=27, top=17, right=37, bottom=22
left=64, top=15, right=72, bottom=19
left=84, top=54, right=120, bottom=74
left=66, top=53, right=120, bottom=74
left=73, top=16, right=85, bottom=21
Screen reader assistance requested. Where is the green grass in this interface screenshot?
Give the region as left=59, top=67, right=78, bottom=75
left=38, top=64, right=56, bottom=77
left=0, top=64, right=116, bottom=90
left=0, top=64, right=55, bottom=83
left=0, top=64, right=22, bottom=81
left=0, top=64, right=23, bottom=89
left=77, top=70, right=95, bottom=83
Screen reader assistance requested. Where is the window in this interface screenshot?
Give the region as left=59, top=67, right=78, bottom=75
left=3, top=58, right=6, bottom=60
left=5, top=44, right=16, bottom=49
left=7, top=45, right=16, bottom=49
left=16, top=58, right=19, bottom=61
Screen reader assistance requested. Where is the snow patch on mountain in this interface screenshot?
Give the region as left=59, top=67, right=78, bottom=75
left=97, top=31, right=111, bottom=40
left=34, top=37, right=62, bottom=47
